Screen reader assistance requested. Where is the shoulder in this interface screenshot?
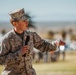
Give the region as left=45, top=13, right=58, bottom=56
left=27, top=30, right=42, bottom=40
left=24, top=30, right=41, bottom=40
left=25, top=30, right=38, bottom=35
left=1, top=30, right=14, bottom=43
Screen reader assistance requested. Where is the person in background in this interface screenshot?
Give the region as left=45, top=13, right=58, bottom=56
left=0, top=8, right=65, bottom=75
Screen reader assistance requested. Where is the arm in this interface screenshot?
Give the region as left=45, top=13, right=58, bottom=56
left=0, top=39, right=22, bottom=65
left=33, top=32, right=57, bottom=52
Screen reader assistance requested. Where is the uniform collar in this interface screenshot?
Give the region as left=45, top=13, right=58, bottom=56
left=11, top=29, right=29, bottom=41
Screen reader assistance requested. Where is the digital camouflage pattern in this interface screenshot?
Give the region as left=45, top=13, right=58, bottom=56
left=0, top=29, right=56, bottom=75
left=9, top=8, right=29, bottom=20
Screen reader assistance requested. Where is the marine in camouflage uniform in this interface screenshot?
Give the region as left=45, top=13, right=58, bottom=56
left=0, top=8, right=57, bottom=75
left=0, top=29, right=56, bottom=75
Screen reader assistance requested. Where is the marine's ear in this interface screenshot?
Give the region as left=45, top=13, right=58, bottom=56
left=12, top=21, right=18, bottom=27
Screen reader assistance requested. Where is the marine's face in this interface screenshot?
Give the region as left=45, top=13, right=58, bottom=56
left=16, top=20, right=29, bottom=31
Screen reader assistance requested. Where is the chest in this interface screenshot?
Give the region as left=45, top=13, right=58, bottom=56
left=9, top=35, right=34, bottom=53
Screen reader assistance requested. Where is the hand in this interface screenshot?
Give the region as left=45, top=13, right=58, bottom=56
left=21, top=45, right=29, bottom=55
left=54, top=40, right=66, bottom=46
left=59, top=40, right=66, bottom=45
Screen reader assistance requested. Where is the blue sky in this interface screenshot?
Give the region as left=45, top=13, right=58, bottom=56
left=0, top=0, right=76, bottom=22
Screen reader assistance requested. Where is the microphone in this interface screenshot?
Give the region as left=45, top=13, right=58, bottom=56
left=25, top=36, right=30, bottom=45
left=22, top=36, right=30, bottom=57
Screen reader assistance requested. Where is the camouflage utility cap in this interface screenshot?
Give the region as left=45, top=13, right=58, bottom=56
left=9, top=8, right=29, bottom=20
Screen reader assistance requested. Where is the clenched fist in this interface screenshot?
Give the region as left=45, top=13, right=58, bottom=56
left=21, top=45, right=29, bottom=56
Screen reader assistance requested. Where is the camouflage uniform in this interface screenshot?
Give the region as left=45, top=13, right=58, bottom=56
left=0, top=29, right=56, bottom=75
